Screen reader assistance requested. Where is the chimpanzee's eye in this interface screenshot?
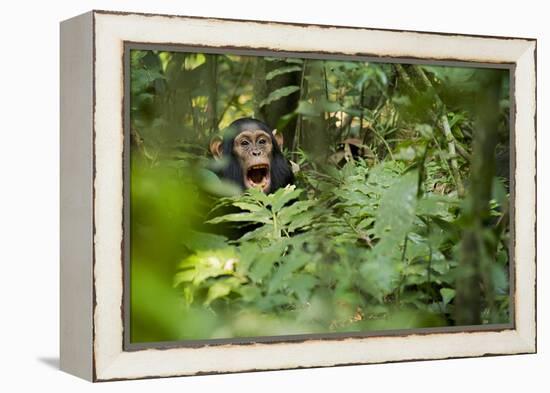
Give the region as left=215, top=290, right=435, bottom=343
left=258, top=139, right=266, bottom=145
left=240, top=140, right=249, bottom=146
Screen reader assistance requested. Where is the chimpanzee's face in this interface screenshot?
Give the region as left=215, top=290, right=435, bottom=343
left=210, top=117, right=293, bottom=194
left=233, top=130, right=273, bottom=192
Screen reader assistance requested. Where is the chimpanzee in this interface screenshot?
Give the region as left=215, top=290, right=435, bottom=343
left=210, top=118, right=294, bottom=194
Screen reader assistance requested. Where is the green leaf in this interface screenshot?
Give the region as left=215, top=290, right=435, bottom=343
left=279, top=200, right=316, bottom=226
left=197, top=168, right=242, bottom=197
left=182, top=231, right=228, bottom=251
left=295, top=101, right=320, bottom=117
left=130, top=50, right=147, bottom=66
left=268, top=249, right=310, bottom=294
left=260, top=86, right=300, bottom=107
left=322, top=101, right=342, bottom=113
left=415, top=124, right=434, bottom=139
left=287, top=214, right=315, bottom=233
left=184, top=53, right=206, bottom=70
left=492, top=177, right=508, bottom=208
left=284, top=58, right=304, bottom=64
left=265, top=65, right=302, bottom=81
left=232, top=202, right=263, bottom=212
left=173, top=269, right=196, bottom=286
left=491, top=263, right=509, bottom=295
left=287, top=274, right=318, bottom=303
left=246, top=187, right=272, bottom=206
left=359, top=253, right=400, bottom=300
left=249, top=251, right=278, bottom=282
left=265, top=57, right=304, bottom=64
left=416, top=194, right=459, bottom=219
left=394, top=146, right=416, bottom=161
left=236, top=242, right=260, bottom=274
left=271, top=185, right=302, bottom=212
left=366, top=161, right=404, bottom=189
left=374, top=170, right=419, bottom=241
left=206, top=211, right=272, bottom=225
left=238, top=225, right=273, bottom=242
left=440, top=288, right=456, bottom=306
left=422, top=66, right=476, bottom=87
left=276, top=112, right=298, bottom=131
left=237, top=285, right=262, bottom=302
left=204, top=279, right=237, bottom=305
left=175, top=248, right=238, bottom=286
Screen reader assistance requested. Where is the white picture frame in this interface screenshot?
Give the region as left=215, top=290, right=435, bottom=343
left=60, top=10, right=536, bottom=381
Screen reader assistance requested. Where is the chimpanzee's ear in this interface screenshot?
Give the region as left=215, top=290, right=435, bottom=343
left=209, top=136, right=224, bottom=159
left=273, top=129, right=284, bottom=149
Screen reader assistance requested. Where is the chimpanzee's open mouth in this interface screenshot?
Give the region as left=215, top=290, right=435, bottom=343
left=245, top=164, right=270, bottom=191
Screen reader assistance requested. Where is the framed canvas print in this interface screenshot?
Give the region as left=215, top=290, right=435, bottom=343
left=60, top=10, right=537, bottom=381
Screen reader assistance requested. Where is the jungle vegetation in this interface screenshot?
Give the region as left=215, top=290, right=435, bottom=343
left=129, top=49, right=511, bottom=343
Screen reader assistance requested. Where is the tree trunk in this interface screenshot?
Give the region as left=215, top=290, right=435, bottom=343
left=206, top=55, right=219, bottom=138
left=455, top=71, right=502, bottom=325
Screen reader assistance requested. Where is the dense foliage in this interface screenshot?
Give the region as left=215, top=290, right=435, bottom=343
left=129, top=49, right=510, bottom=342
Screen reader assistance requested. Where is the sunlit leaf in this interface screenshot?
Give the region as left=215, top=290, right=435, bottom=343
left=440, top=288, right=456, bottom=306
left=205, top=280, right=233, bottom=305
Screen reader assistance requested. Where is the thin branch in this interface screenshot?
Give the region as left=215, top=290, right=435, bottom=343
left=368, top=125, right=395, bottom=161
left=217, top=59, right=250, bottom=129
left=395, top=64, right=419, bottom=95
left=399, top=64, right=466, bottom=197
left=396, top=234, right=410, bottom=305
left=292, top=60, right=307, bottom=158
left=208, top=55, right=219, bottom=135
left=441, top=115, right=465, bottom=197
left=416, top=66, right=465, bottom=195
left=130, top=127, right=154, bottom=162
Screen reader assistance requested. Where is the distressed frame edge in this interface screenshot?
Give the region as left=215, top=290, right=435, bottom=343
left=89, top=11, right=537, bottom=382
left=59, top=11, right=95, bottom=381
left=512, top=40, right=537, bottom=354
left=91, top=8, right=537, bottom=42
